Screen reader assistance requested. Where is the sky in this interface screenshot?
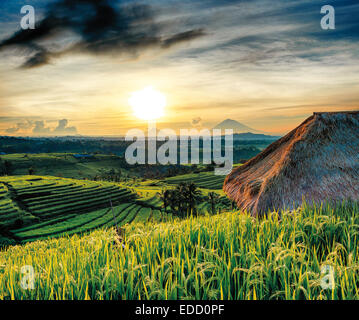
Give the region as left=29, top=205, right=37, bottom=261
left=0, top=0, right=358, bottom=136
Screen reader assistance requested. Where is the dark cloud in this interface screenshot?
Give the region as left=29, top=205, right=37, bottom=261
left=21, top=48, right=52, bottom=69
left=162, top=29, right=206, bottom=48
left=0, top=0, right=207, bottom=68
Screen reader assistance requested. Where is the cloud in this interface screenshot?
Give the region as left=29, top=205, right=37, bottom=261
left=4, top=119, right=78, bottom=135
left=32, top=120, right=51, bottom=134
left=5, top=127, right=19, bottom=134
left=162, top=29, right=206, bottom=48
left=0, top=0, right=206, bottom=68
left=5, top=120, right=34, bottom=133
left=32, top=119, right=78, bottom=135
left=191, top=117, right=203, bottom=128
left=179, top=0, right=359, bottom=67
left=53, top=119, right=77, bottom=135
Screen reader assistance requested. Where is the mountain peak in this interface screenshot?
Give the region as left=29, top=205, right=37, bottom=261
left=222, top=119, right=239, bottom=124
left=213, top=119, right=262, bottom=134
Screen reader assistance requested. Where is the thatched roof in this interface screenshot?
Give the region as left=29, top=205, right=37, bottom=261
left=223, top=111, right=359, bottom=216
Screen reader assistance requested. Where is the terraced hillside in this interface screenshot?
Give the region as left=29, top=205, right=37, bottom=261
left=0, top=184, right=21, bottom=227
left=0, top=176, right=163, bottom=245
left=165, top=171, right=227, bottom=190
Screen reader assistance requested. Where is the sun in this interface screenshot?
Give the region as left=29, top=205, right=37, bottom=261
left=129, top=86, right=166, bottom=121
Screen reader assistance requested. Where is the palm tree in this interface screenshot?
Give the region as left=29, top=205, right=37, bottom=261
left=208, top=192, right=220, bottom=215
left=185, top=182, right=202, bottom=216
left=177, top=182, right=188, bottom=216
left=157, top=189, right=170, bottom=214
left=167, top=189, right=180, bottom=216
left=164, top=183, right=202, bottom=218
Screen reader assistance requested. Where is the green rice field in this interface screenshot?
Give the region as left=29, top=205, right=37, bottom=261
left=0, top=176, right=162, bottom=245
left=0, top=175, right=230, bottom=246
left=165, top=171, right=226, bottom=190
left=0, top=201, right=358, bottom=300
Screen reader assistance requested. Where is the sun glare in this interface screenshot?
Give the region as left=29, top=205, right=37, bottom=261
left=129, top=87, right=166, bottom=121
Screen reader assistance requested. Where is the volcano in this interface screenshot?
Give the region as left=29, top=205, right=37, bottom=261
left=213, top=119, right=262, bottom=134
left=223, top=111, right=359, bottom=216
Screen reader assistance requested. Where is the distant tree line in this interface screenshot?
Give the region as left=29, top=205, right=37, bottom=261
left=0, top=136, right=265, bottom=163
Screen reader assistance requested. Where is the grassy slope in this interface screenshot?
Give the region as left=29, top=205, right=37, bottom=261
left=164, top=164, right=241, bottom=191
left=0, top=153, right=127, bottom=180
left=0, top=202, right=358, bottom=300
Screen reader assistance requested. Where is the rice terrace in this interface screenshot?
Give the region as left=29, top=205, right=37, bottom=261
left=0, top=0, right=359, bottom=307
left=0, top=112, right=359, bottom=300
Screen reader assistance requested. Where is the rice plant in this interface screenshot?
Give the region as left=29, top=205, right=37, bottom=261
left=0, top=201, right=358, bottom=300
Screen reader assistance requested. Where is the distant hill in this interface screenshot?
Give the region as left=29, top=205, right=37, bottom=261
left=234, top=132, right=281, bottom=141
left=213, top=119, right=263, bottom=134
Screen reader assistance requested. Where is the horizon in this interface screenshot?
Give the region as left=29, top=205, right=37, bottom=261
left=0, top=118, right=285, bottom=138
left=1, top=0, right=359, bottom=137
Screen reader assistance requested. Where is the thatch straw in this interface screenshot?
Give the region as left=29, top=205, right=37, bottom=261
left=223, top=111, right=359, bottom=216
